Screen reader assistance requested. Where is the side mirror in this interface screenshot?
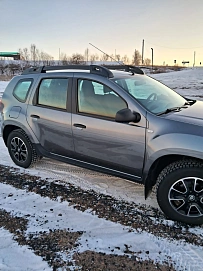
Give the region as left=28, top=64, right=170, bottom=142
left=115, top=108, right=141, bottom=123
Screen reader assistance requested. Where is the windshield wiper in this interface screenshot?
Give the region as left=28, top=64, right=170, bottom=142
left=157, top=99, right=195, bottom=116
left=184, top=100, right=195, bottom=106
left=158, top=105, right=188, bottom=116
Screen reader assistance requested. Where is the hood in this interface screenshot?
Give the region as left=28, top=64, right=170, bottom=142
left=165, top=101, right=203, bottom=126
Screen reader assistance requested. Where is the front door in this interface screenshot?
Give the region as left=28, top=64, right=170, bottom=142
left=72, top=79, right=146, bottom=177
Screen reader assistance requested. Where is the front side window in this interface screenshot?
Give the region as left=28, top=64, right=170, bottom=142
left=38, top=78, right=68, bottom=109
left=13, top=79, right=33, bottom=102
left=112, top=75, right=186, bottom=114
left=78, top=79, right=127, bottom=118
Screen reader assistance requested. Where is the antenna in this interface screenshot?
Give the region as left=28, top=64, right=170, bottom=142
left=89, top=43, right=123, bottom=65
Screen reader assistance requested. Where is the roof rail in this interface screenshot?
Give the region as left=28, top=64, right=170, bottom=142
left=21, top=64, right=144, bottom=77
left=103, top=65, right=144, bottom=75
left=22, top=65, right=114, bottom=78
left=22, top=66, right=45, bottom=75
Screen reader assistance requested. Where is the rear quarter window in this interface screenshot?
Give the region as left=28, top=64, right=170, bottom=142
left=13, top=79, right=33, bottom=102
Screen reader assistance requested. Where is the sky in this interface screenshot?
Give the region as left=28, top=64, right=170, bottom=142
left=1, top=0, right=203, bottom=66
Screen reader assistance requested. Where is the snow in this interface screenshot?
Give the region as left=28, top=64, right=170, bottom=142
left=0, top=81, right=9, bottom=99
left=0, top=178, right=203, bottom=271
left=150, top=67, right=203, bottom=100
left=1, top=68, right=203, bottom=270
left=0, top=229, right=51, bottom=271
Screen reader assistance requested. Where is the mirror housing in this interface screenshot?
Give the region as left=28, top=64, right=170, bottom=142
left=115, top=108, right=141, bottom=123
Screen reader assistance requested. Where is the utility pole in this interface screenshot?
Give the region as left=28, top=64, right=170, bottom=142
left=85, top=48, right=89, bottom=63
left=151, top=48, right=153, bottom=71
left=59, top=48, right=60, bottom=62
left=33, top=45, right=36, bottom=66
left=193, top=51, right=196, bottom=67
left=142, top=39, right=144, bottom=65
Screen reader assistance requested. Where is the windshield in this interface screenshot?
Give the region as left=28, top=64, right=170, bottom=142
left=111, top=74, right=186, bottom=114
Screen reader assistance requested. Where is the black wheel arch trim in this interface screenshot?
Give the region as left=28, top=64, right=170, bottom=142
left=2, top=120, right=39, bottom=147
left=144, top=154, right=203, bottom=199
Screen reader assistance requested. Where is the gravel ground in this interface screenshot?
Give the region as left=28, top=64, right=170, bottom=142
left=0, top=164, right=202, bottom=270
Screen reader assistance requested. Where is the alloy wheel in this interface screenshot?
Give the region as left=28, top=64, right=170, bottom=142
left=169, top=177, right=203, bottom=217
left=10, top=137, right=28, bottom=163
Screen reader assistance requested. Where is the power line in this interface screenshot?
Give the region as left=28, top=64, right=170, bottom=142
left=145, top=41, right=203, bottom=50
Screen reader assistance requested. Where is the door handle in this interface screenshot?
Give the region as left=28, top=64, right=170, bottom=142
left=30, top=114, right=40, bottom=119
left=73, top=123, right=86, bottom=129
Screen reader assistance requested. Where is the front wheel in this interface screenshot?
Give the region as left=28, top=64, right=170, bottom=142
left=7, top=129, right=39, bottom=168
left=156, top=160, right=203, bottom=225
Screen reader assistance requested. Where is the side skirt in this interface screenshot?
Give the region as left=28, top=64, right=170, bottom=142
left=35, top=144, right=143, bottom=184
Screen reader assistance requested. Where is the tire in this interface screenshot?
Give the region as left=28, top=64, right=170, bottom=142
left=156, top=160, right=203, bottom=225
left=7, top=129, right=39, bottom=168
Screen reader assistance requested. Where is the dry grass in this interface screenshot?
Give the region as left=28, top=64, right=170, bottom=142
left=0, top=75, right=14, bottom=81
left=142, top=65, right=186, bottom=74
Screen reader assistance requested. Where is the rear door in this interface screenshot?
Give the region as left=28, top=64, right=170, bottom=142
left=26, top=75, right=74, bottom=157
left=72, top=77, right=146, bottom=178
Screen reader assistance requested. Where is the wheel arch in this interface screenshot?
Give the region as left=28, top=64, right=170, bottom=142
left=144, top=154, right=203, bottom=198
left=6, top=127, right=40, bottom=168
left=2, top=124, right=37, bottom=147
left=3, top=125, right=21, bottom=146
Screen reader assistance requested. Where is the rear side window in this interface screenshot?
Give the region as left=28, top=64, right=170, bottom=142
left=13, top=79, right=33, bottom=102
left=38, top=78, right=68, bottom=109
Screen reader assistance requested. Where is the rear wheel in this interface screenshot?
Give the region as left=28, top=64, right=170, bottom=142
left=7, top=129, right=39, bottom=168
left=156, top=160, right=203, bottom=225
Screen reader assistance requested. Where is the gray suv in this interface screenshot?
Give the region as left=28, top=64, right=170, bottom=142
left=1, top=65, right=203, bottom=225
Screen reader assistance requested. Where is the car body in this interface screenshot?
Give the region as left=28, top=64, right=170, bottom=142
left=1, top=64, right=203, bottom=225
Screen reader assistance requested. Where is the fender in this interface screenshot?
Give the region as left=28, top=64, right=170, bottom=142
left=143, top=133, right=203, bottom=198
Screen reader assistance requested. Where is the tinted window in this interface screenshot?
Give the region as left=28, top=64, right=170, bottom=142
left=78, top=79, right=127, bottom=118
left=13, top=79, right=33, bottom=102
left=38, top=78, right=68, bottom=109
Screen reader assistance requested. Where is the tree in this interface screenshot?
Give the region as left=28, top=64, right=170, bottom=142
left=30, top=44, right=37, bottom=65
left=0, top=61, right=6, bottom=75
left=18, top=44, right=54, bottom=66
left=60, top=53, right=69, bottom=65
left=19, top=48, right=30, bottom=63
left=100, top=54, right=109, bottom=61
left=132, top=49, right=141, bottom=66
left=121, top=55, right=130, bottom=65
left=144, top=58, right=151, bottom=66
left=39, top=51, right=54, bottom=66
left=90, top=53, right=99, bottom=64
left=115, top=54, right=121, bottom=62
left=69, top=53, right=85, bottom=64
